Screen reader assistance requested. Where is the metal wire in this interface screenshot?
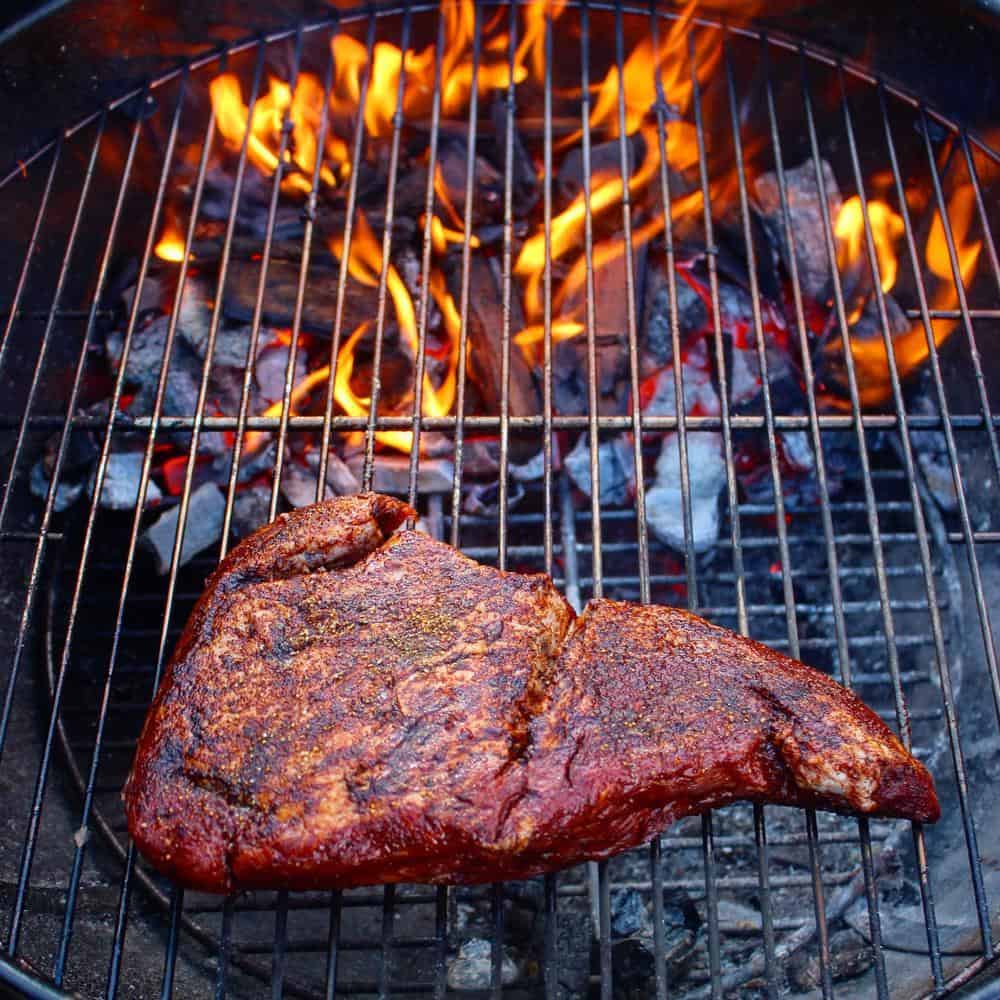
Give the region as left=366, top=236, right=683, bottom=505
left=0, top=4, right=998, bottom=1000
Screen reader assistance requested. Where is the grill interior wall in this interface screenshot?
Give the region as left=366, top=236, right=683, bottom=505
left=0, top=5, right=999, bottom=999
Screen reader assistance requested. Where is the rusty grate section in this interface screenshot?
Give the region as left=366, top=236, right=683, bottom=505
left=0, top=2, right=999, bottom=998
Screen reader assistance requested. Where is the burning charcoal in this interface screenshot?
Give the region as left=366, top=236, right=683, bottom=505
left=88, top=452, right=162, bottom=510
left=30, top=460, right=84, bottom=512
left=437, top=138, right=503, bottom=223
left=447, top=938, right=520, bottom=991
left=221, top=257, right=366, bottom=337
left=255, top=337, right=307, bottom=403
left=28, top=404, right=105, bottom=512
left=730, top=343, right=762, bottom=407
left=593, top=891, right=699, bottom=999
left=281, top=462, right=325, bottom=509
left=819, top=293, right=909, bottom=402
left=713, top=209, right=784, bottom=304
left=610, top=889, right=649, bottom=939
left=120, top=271, right=166, bottom=321
left=463, top=479, right=526, bottom=518
left=641, top=263, right=708, bottom=374
left=280, top=448, right=362, bottom=508
left=200, top=165, right=305, bottom=240
left=564, top=434, right=635, bottom=506
left=106, top=316, right=203, bottom=417
left=491, top=95, right=538, bottom=214
left=603, top=939, right=656, bottom=1000
left=552, top=332, right=630, bottom=418
left=347, top=455, right=455, bottom=496
left=141, top=481, right=226, bottom=575
left=735, top=430, right=819, bottom=507
left=231, top=484, right=272, bottom=540
left=463, top=255, right=539, bottom=427
left=787, top=928, right=873, bottom=992
left=755, top=158, right=842, bottom=302
left=303, top=447, right=362, bottom=498
left=642, top=337, right=719, bottom=419
left=909, top=389, right=958, bottom=512
left=460, top=438, right=501, bottom=479
left=212, top=439, right=277, bottom=486
left=557, top=135, right=639, bottom=203
left=645, top=432, right=726, bottom=553
left=509, top=445, right=551, bottom=482
left=176, top=276, right=213, bottom=355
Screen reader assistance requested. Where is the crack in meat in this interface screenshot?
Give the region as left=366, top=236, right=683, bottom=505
left=124, top=493, right=940, bottom=893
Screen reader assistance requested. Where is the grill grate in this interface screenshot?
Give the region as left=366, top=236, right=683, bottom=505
left=1, top=2, right=999, bottom=998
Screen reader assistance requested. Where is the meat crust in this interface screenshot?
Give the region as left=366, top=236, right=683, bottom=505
left=124, top=493, right=939, bottom=893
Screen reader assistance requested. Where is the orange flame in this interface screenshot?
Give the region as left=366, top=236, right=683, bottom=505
left=426, top=214, right=480, bottom=254
left=329, top=212, right=460, bottom=445
left=848, top=185, right=982, bottom=406
left=209, top=73, right=339, bottom=194
left=328, top=0, right=546, bottom=142
left=333, top=323, right=416, bottom=453
left=154, top=221, right=186, bottom=262
left=836, top=196, right=904, bottom=295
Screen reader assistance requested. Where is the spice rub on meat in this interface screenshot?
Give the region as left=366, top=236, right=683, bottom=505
left=125, top=493, right=940, bottom=893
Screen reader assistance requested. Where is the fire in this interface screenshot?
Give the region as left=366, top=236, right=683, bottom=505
left=209, top=73, right=337, bottom=195
left=848, top=184, right=982, bottom=406
left=836, top=196, right=904, bottom=295
left=327, top=0, right=553, bottom=142
left=329, top=211, right=460, bottom=446
left=427, top=214, right=479, bottom=254
left=333, top=323, right=415, bottom=453
left=244, top=364, right=332, bottom=455
left=154, top=221, right=186, bottom=262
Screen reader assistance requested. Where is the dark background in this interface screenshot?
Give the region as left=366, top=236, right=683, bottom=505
left=1, top=0, right=1000, bottom=173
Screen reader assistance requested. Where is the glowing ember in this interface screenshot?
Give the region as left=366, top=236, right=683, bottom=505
left=154, top=222, right=186, bottom=262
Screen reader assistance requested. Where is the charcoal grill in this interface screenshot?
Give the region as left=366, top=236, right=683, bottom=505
left=1, top=1, right=1000, bottom=997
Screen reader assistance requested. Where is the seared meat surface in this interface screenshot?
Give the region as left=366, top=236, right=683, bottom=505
left=125, top=493, right=939, bottom=893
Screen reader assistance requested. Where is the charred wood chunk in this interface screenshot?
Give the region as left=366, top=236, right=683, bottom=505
left=557, top=135, right=639, bottom=205
left=818, top=292, right=909, bottom=403
left=755, top=158, right=842, bottom=303
left=787, top=929, right=873, bottom=992
left=490, top=95, right=539, bottom=216
left=463, top=255, right=539, bottom=422
left=555, top=238, right=646, bottom=417
left=437, top=138, right=503, bottom=225
left=221, top=256, right=370, bottom=338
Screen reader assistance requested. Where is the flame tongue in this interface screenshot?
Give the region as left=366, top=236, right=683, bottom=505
left=841, top=184, right=981, bottom=406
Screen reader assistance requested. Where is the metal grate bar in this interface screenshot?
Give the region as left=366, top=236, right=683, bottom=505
left=878, top=79, right=995, bottom=959
left=103, top=40, right=268, bottom=997
left=0, top=115, right=105, bottom=777
left=762, top=36, right=893, bottom=999
left=0, top=137, right=62, bottom=367
left=2, top=5, right=999, bottom=999
left=728, top=27, right=843, bottom=997
left=917, top=107, right=1000, bottom=733
left=7, top=79, right=160, bottom=973
left=686, top=24, right=763, bottom=999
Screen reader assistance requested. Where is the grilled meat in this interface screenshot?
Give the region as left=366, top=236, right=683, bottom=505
left=125, top=493, right=939, bottom=893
